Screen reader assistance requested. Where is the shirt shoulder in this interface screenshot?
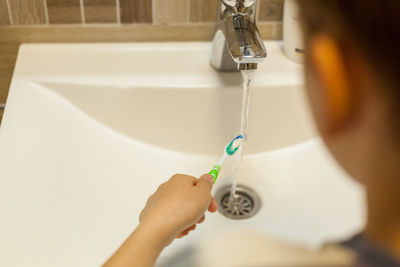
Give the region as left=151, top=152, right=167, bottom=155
left=341, top=235, right=400, bottom=267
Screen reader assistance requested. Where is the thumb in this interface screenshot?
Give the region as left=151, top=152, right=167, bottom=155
left=196, top=174, right=214, bottom=193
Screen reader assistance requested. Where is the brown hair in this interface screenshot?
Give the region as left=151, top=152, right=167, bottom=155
left=297, top=0, right=400, bottom=104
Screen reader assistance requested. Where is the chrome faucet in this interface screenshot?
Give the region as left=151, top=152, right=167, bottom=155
left=210, top=0, right=267, bottom=71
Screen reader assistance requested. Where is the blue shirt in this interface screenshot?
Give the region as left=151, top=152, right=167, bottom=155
left=342, top=235, right=400, bottom=267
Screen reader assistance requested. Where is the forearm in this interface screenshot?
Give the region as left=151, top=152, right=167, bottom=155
left=103, top=224, right=166, bottom=267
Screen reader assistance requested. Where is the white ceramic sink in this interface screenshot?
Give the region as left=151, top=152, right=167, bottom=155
left=0, top=42, right=365, bottom=267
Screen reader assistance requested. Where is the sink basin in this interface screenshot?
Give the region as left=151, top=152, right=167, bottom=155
left=0, top=42, right=365, bottom=266
left=33, top=80, right=314, bottom=155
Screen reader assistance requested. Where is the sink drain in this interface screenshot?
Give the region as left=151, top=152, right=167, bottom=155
left=214, top=184, right=261, bottom=220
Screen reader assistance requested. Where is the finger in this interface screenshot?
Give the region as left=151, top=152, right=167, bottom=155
left=156, top=182, right=166, bottom=191
left=197, top=215, right=205, bottom=224
left=182, top=224, right=196, bottom=234
left=196, top=174, right=214, bottom=194
left=181, top=227, right=191, bottom=235
left=170, top=174, right=197, bottom=185
left=176, top=233, right=185, bottom=238
left=188, top=224, right=196, bottom=231
left=177, top=229, right=190, bottom=238
left=208, top=197, right=218, bottom=213
left=139, top=211, right=144, bottom=223
left=177, top=224, right=196, bottom=238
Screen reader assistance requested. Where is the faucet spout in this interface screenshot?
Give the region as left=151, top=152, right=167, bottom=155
left=211, top=0, right=267, bottom=71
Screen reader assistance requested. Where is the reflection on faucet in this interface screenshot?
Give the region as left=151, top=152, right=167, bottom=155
left=211, top=0, right=267, bottom=71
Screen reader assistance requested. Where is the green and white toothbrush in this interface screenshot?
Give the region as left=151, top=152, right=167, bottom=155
left=209, top=135, right=244, bottom=184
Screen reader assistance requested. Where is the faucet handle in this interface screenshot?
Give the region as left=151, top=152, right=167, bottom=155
left=222, top=0, right=256, bottom=15
left=211, top=0, right=267, bottom=71
left=223, top=0, right=256, bottom=8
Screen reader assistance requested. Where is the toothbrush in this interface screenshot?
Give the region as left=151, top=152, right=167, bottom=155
left=208, top=135, right=244, bottom=184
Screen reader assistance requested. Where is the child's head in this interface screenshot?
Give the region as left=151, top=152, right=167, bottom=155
left=297, top=0, right=400, bottom=185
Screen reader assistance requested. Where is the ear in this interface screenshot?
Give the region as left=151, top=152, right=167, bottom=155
left=308, top=35, right=354, bottom=134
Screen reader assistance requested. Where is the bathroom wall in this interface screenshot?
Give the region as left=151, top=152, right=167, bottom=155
left=0, top=0, right=283, bottom=25
left=0, top=0, right=284, bottom=123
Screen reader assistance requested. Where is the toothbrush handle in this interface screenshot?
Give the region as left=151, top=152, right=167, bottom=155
left=209, top=164, right=221, bottom=184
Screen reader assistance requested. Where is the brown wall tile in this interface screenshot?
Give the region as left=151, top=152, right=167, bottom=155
left=154, top=0, right=188, bottom=25
left=0, top=44, right=18, bottom=105
left=47, top=0, right=81, bottom=24
left=9, top=0, right=47, bottom=25
left=258, top=21, right=282, bottom=40
left=120, top=0, right=152, bottom=23
left=0, top=0, right=10, bottom=25
left=190, top=0, right=218, bottom=23
left=84, top=0, right=117, bottom=23
left=258, top=0, right=284, bottom=21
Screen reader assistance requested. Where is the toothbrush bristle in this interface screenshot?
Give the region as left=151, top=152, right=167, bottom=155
left=226, top=135, right=244, bottom=156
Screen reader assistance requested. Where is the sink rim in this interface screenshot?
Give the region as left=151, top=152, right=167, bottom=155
left=10, top=41, right=304, bottom=89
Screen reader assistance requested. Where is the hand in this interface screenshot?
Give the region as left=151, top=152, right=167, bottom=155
left=139, top=173, right=218, bottom=247
left=103, top=173, right=217, bottom=267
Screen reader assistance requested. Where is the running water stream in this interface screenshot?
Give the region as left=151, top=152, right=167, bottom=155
left=229, top=70, right=254, bottom=203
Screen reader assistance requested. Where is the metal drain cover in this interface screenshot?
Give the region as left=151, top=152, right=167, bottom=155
left=214, top=184, right=261, bottom=220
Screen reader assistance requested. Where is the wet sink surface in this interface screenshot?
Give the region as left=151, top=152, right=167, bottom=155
left=0, top=42, right=365, bottom=267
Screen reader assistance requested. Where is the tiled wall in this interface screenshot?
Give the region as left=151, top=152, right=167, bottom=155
left=0, top=0, right=284, bottom=26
